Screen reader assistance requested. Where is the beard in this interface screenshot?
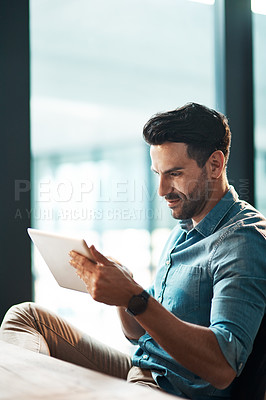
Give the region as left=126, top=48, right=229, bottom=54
left=166, top=167, right=210, bottom=221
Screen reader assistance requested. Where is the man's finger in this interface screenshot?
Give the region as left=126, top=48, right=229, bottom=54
left=69, top=251, right=95, bottom=271
left=90, top=245, right=111, bottom=265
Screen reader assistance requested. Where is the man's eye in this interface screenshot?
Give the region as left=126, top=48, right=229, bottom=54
left=170, top=172, right=181, bottom=177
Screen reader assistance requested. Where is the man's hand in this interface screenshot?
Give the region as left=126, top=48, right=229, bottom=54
left=69, top=245, right=142, bottom=307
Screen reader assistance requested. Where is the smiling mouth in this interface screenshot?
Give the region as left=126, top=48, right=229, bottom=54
left=166, top=198, right=181, bottom=208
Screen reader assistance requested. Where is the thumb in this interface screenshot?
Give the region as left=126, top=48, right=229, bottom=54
left=90, top=245, right=110, bottom=265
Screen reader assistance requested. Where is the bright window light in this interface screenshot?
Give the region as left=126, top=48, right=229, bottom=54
left=252, top=0, right=266, bottom=15
left=188, top=0, right=215, bottom=5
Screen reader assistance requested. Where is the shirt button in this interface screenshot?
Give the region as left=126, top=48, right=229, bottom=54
left=238, top=363, right=243, bottom=371
left=142, top=355, right=149, bottom=360
left=166, top=260, right=170, bottom=265
left=158, top=296, right=162, bottom=303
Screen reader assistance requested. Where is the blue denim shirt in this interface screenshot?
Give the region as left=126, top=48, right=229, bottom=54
left=132, top=187, right=266, bottom=399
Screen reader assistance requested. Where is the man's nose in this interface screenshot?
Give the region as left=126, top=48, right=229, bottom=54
left=158, top=175, right=172, bottom=197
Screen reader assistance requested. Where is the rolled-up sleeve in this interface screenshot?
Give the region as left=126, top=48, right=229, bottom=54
left=209, top=223, right=266, bottom=376
left=146, top=283, right=155, bottom=297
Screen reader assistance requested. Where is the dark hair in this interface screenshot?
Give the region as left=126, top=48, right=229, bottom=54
left=143, top=102, right=231, bottom=167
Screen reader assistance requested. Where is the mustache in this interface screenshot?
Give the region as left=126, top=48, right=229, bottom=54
left=165, top=193, right=182, bottom=201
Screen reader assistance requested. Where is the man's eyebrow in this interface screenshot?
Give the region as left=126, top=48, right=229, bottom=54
left=151, top=166, right=184, bottom=174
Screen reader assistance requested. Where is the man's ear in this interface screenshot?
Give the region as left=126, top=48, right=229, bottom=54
left=206, top=150, right=225, bottom=179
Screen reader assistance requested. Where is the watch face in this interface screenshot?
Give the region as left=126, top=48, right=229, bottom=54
left=128, top=293, right=148, bottom=315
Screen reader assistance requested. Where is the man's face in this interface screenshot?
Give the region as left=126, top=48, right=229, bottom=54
left=150, top=142, right=211, bottom=222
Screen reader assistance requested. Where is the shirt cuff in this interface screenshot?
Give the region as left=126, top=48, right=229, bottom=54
left=210, top=326, right=246, bottom=376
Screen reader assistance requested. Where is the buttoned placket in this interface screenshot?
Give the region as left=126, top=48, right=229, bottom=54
left=157, top=231, right=188, bottom=304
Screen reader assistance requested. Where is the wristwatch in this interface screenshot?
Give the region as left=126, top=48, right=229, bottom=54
left=126, top=290, right=150, bottom=316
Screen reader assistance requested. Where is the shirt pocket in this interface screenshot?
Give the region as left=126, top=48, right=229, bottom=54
left=164, top=264, right=201, bottom=318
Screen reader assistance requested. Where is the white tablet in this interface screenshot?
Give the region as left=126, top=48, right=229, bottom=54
left=28, top=228, right=96, bottom=293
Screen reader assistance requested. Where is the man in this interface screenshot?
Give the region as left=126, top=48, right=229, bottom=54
left=1, top=103, right=265, bottom=399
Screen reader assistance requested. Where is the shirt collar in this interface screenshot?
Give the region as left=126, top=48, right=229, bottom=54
left=179, top=186, right=239, bottom=237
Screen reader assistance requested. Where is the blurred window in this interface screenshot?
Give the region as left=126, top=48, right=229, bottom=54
left=30, top=0, right=215, bottom=352
left=252, top=1, right=266, bottom=214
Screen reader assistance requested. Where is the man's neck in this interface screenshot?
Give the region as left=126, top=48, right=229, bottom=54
left=192, top=178, right=230, bottom=227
